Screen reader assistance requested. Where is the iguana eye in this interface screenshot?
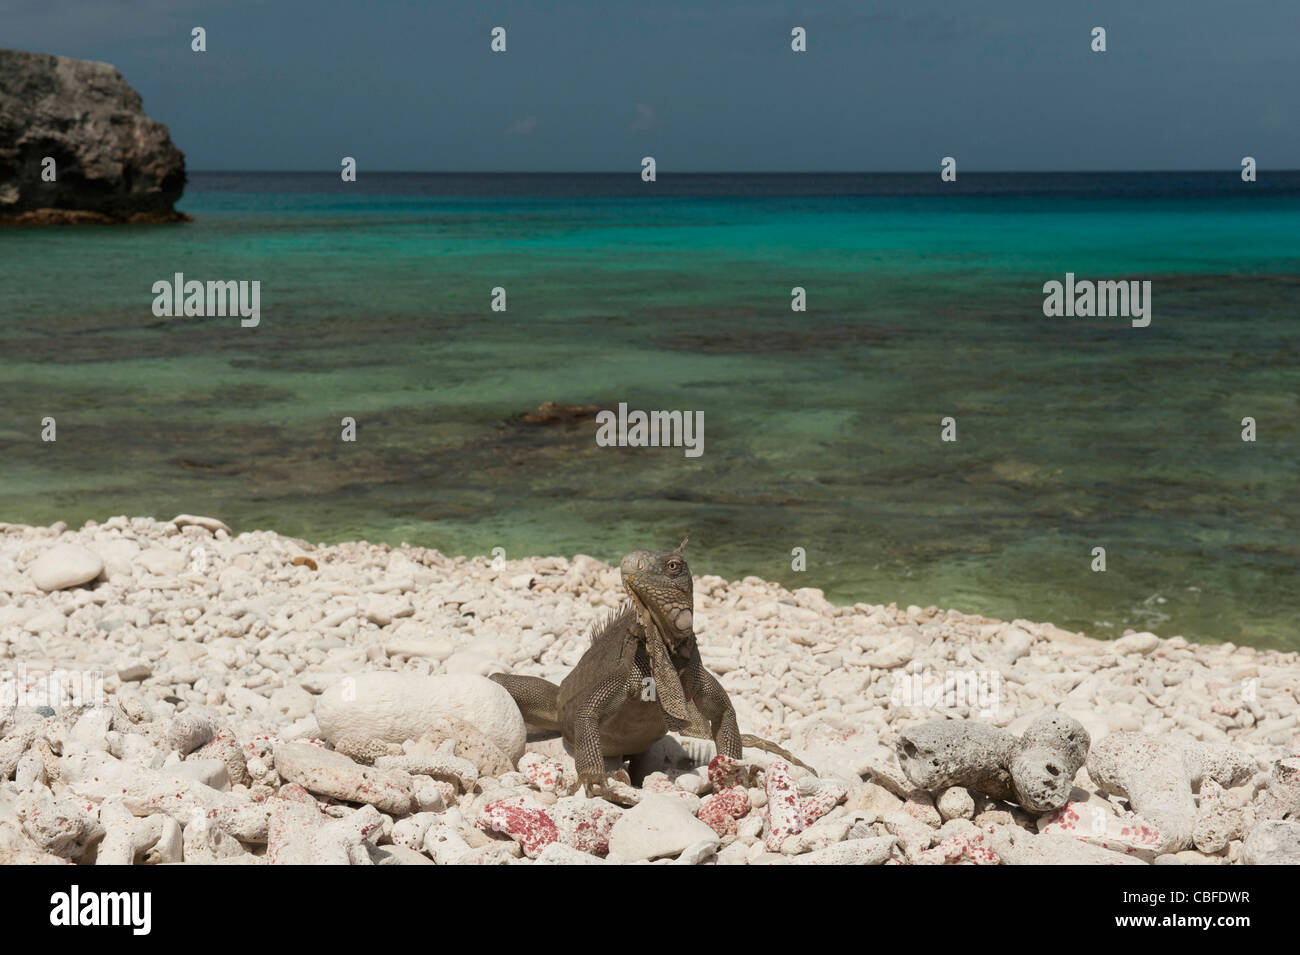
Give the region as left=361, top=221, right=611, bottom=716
left=666, top=559, right=681, bottom=573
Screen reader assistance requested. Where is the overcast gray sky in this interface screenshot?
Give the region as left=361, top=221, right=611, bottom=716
left=7, top=0, right=1298, bottom=171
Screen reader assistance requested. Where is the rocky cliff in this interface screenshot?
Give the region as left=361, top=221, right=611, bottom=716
left=0, top=49, right=187, bottom=223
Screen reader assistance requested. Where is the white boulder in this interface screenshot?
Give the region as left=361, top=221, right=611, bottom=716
left=29, top=544, right=102, bottom=591
left=606, top=794, right=720, bottom=862
left=315, top=673, right=525, bottom=763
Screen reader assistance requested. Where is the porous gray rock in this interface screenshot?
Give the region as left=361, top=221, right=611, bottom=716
left=1011, top=712, right=1091, bottom=813
left=1087, top=733, right=1257, bottom=855
left=898, top=721, right=1016, bottom=800
left=896, top=711, right=1089, bottom=812
left=0, top=49, right=186, bottom=222
left=1241, top=819, right=1300, bottom=865
left=1256, top=756, right=1300, bottom=821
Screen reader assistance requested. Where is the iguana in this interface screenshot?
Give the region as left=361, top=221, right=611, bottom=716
left=491, top=540, right=814, bottom=795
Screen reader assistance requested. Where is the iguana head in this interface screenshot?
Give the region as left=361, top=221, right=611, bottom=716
left=620, top=539, right=694, bottom=643
left=620, top=539, right=694, bottom=720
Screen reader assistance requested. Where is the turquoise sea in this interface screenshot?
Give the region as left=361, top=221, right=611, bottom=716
left=1, top=172, right=1297, bottom=648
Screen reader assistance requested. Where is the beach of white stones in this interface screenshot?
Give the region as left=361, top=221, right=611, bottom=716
left=1, top=515, right=1297, bottom=865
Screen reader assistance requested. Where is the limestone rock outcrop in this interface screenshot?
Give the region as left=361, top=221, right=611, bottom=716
left=0, top=49, right=187, bottom=223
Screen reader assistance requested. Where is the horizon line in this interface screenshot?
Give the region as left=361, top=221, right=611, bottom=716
left=186, top=168, right=1300, bottom=176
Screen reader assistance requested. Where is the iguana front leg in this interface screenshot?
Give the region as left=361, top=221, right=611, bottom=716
left=687, top=666, right=743, bottom=760
left=688, top=665, right=818, bottom=774
left=571, top=670, right=633, bottom=796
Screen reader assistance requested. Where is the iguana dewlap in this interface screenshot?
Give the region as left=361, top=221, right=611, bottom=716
left=491, top=540, right=813, bottom=795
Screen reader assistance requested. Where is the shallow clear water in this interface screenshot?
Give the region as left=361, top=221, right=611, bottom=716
left=1, top=173, right=1297, bottom=647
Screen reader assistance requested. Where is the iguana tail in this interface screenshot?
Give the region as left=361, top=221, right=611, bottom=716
left=489, top=673, right=561, bottom=733
left=740, top=734, right=818, bottom=775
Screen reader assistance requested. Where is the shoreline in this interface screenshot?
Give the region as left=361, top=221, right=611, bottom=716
left=1, top=516, right=1297, bottom=865
left=0, top=209, right=192, bottom=226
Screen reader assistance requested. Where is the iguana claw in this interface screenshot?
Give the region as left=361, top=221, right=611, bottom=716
left=580, top=767, right=631, bottom=798
left=580, top=773, right=604, bottom=797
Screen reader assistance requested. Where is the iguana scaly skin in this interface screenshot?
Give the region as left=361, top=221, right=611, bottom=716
left=491, top=541, right=813, bottom=795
